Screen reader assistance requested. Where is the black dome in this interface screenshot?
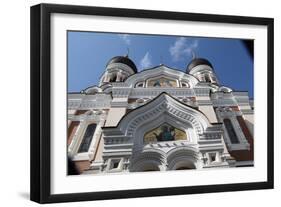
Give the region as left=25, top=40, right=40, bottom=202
left=187, top=58, right=213, bottom=72
left=107, top=56, right=137, bottom=73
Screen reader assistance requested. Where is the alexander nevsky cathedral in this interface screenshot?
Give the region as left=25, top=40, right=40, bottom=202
left=67, top=55, right=254, bottom=174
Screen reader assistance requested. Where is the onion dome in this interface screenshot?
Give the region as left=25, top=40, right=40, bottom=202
left=187, top=58, right=213, bottom=72
left=106, top=55, right=137, bottom=73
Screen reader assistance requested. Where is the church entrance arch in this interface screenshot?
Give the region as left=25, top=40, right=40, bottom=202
left=166, top=147, right=199, bottom=170
left=129, top=150, right=165, bottom=172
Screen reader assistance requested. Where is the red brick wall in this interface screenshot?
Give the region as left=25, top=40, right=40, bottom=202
left=229, top=116, right=254, bottom=161
left=74, top=160, right=91, bottom=174
left=67, top=121, right=80, bottom=146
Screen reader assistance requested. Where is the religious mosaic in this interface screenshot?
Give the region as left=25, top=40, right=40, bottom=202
left=143, top=123, right=187, bottom=144
left=147, top=77, right=177, bottom=87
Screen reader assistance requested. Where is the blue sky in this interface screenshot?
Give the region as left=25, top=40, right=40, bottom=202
left=68, top=31, right=253, bottom=98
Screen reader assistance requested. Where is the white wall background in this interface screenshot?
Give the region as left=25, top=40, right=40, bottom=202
left=0, top=0, right=279, bottom=206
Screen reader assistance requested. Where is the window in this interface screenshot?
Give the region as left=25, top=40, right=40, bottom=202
left=135, top=82, right=144, bottom=87
left=109, top=159, right=121, bottom=170
left=111, top=74, right=117, bottom=82
left=205, top=74, right=211, bottom=82
left=223, top=119, right=239, bottom=144
left=113, top=162, right=119, bottom=169
left=78, top=123, right=97, bottom=153
left=209, top=153, right=217, bottom=162
left=181, top=82, right=190, bottom=88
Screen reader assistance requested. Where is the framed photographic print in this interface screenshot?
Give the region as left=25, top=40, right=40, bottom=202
left=30, top=3, right=274, bottom=203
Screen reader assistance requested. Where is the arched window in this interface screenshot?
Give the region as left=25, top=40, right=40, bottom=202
left=78, top=123, right=97, bottom=153
left=210, top=75, right=217, bottom=83
left=223, top=119, right=239, bottom=144
left=205, top=74, right=211, bottom=82
left=135, top=82, right=144, bottom=88
left=181, top=82, right=190, bottom=88
left=111, top=74, right=117, bottom=82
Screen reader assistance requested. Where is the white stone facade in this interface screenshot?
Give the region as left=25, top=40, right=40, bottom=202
left=67, top=56, right=254, bottom=174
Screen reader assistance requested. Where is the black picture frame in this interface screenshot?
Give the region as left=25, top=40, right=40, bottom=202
left=30, top=3, right=274, bottom=204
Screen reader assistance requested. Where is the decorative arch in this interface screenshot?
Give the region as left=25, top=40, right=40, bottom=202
left=170, top=160, right=196, bottom=170
left=129, top=149, right=166, bottom=172
left=115, top=93, right=211, bottom=138
left=102, top=93, right=214, bottom=169
left=166, top=147, right=200, bottom=170
left=102, top=93, right=212, bottom=146
left=146, top=76, right=178, bottom=88
left=124, top=65, right=199, bottom=88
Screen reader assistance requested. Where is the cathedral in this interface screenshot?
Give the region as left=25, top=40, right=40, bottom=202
left=67, top=55, right=254, bottom=174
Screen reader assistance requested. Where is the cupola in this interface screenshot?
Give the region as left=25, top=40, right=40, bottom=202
left=187, top=58, right=219, bottom=85
left=100, top=55, right=137, bottom=85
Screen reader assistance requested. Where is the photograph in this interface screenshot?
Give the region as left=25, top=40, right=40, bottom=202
left=30, top=4, right=273, bottom=203
left=67, top=31, right=254, bottom=175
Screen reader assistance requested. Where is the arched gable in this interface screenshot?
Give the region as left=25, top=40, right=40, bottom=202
left=102, top=93, right=212, bottom=147
left=121, top=93, right=210, bottom=135
left=124, top=65, right=199, bottom=88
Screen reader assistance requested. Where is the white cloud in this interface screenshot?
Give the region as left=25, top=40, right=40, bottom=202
left=169, top=37, right=199, bottom=62
left=140, top=52, right=152, bottom=69
left=118, top=34, right=131, bottom=45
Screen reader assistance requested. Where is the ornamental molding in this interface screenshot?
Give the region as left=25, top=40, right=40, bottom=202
left=103, top=93, right=213, bottom=146
left=124, top=65, right=199, bottom=87
left=240, top=109, right=254, bottom=115
left=129, top=146, right=202, bottom=171
left=197, top=99, right=213, bottom=106
left=112, top=87, right=131, bottom=98
left=68, top=111, right=107, bottom=122
left=211, top=91, right=252, bottom=107
left=194, top=88, right=211, bottom=96
left=68, top=94, right=112, bottom=109
left=68, top=100, right=82, bottom=109
left=129, top=88, right=195, bottom=98
left=79, top=101, right=111, bottom=109
left=212, top=98, right=237, bottom=107
left=124, top=95, right=208, bottom=137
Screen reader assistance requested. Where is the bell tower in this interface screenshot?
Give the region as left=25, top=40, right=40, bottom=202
left=99, top=55, right=137, bottom=86
left=187, top=58, right=219, bottom=85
